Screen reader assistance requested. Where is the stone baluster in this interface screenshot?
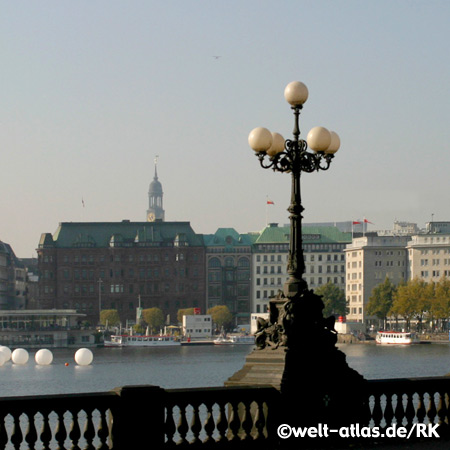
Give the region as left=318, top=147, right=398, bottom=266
left=68, top=409, right=81, bottom=450
left=427, top=392, right=438, bottom=425
left=202, top=401, right=216, bottom=444
left=164, top=403, right=177, bottom=446
left=40, top=409, right=52, bottom=450
left=189, top=402, right=202, bottom=444
left=10, top=412, right=23, bottom=450
left=54, top=409, right=67, bottom=449
left=96, top=408, right=110, bottom=450
left=436, top=390, right=449, bottom=426
left=372, top=394, right=383, bottom=428
left=240, top=400, right=254, bottom=440
left=0, top=414, right=8, bottom=449
left=404, top=392, right=416, bottom=428
left=176, top=403, right=189, bottom=445
left=383, top=393, right=394, bottom=428
left=215, top=402, right=228, bottom=442
left=394, top=393, right=406, bottom=427
left=253, top=400, right=266, bottom=441
left=24, top=410, right=38, bottom=449
left=82, top=408, right=96, bottom=450
left=416, top=392, right=426, bottom=424
left=227, top=401, right=241, bottom=442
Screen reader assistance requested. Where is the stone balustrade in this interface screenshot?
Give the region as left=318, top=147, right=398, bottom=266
left=0, top=377, right=449, bottom=448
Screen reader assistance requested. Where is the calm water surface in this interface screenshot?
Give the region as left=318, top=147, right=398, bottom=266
left=1, top=343, right=450, bottom=398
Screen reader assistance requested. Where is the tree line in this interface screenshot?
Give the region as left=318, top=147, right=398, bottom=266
left=99, top=305, right=233, bottom=334
left=367, top=277, right=450, bottom=332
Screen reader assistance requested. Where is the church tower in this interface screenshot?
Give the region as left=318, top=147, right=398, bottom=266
left=147, top=156, right=165, bottom=222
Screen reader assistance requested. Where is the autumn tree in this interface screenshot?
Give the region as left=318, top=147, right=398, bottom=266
left=177, top=308, right=195, bottom=324
left=391, top=279, right=433, bottom=331
left=207, top=305, right=233, bottom=329
left=142, top=307, right=165, bottom=333
left=100, top=309, right=120, bottom=327
left=366, top=277, right=397, bottom=328
left=314, top=282, right=347, bottom=318
left=431, top=277, right=450, bottom=331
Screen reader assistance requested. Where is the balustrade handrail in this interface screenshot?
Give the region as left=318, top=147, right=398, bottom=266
left=0, top=377, right=449, bottom=449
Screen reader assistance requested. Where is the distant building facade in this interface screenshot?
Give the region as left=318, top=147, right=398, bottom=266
left=407, top=232, right=450, bottom=282
left=345, top=235, right=410, bottom=324
left=37, top=222, right=206, bottom=325
left=0, top=241, right=27, bottom=310
left=204, top=229, right=253, bottom=325
left=252, top=224, right=351, bottom=314
left=182, top=314, right=212, bottom=339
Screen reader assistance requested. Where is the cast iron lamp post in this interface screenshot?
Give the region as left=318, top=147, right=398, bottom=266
left=248, top=81, right=364, bottom=431
left=248, top=81, right=340, bottom=300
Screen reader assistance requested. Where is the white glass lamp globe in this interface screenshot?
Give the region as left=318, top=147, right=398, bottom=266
left=0, top=352, right=7, bottom=366
left=326, top=131, right=340, bottom=154
left=266, top=132, right=285, bottom=157
left=284, top=81, right=309, bottom=106
left=12, top=348, right=29, bottom=365
left=248, top=127, right=272, bottom=152
left=35, top=349, right=53, bottom=366
left=307, top=127, right=332, bottom=152
left=0, top=346, right=12, bottom=361
left=75, top=348, right=93, bottom=366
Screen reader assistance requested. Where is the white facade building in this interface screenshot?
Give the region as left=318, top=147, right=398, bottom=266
left=407, top=233, right=450, bottom=282
left=252, top=224, right=350, bottom=314
left=345, top=235, right=410, bottom=325
left=182, top=314, right=212, bottom=339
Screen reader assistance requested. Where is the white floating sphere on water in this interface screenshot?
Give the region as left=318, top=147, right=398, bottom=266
left=35, top=349, right=53, bottom=366
left=0, top=352, right=7, bottom=366
left=0, top=346, right=12, bottom=361
left=12, top=348, right=29, bottom=365
left=75, top=348, right=93, bottom=366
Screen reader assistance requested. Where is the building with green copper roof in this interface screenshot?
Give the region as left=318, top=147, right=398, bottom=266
left=252, top=223, right=351, bottom=314
left=37, top=221, right=206, bottom=326
left=203, top=228, right=253, bottom=326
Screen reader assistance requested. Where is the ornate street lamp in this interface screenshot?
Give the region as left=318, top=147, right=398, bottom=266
left=248, top=81, right=364, bottom=430
left=249, top=81, right=340, bottom=299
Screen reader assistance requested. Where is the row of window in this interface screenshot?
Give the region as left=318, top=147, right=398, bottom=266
left=418, top=249, right=450, bottom=255
left=41, top=253, right=200, bottom=264
left=208, top=285, right=250, bottom=298
left=208, top=258, right=250, bottom=268
left=420, top=270, right=450, bottom=278
left=255, top=277, right=344, bottom=299
left=61, top=267, right=199, bottom=280
left=55, top=281, right=200, bottom=296
left=208, top=271, right=250, bottom=282
left=420, top=259, right=450, bottom=266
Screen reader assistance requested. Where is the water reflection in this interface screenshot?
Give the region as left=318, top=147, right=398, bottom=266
left=339, top=343, right=450, bottom=379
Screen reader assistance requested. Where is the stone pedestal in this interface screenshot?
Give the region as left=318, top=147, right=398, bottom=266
left=225, top=346, right=285, bottom=389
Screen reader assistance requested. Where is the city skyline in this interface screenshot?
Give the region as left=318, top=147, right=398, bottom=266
left=2, top=1, right=450, bottom=257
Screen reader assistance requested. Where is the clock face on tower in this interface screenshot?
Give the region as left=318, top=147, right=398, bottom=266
left=147, top=212, right=155, bottom=222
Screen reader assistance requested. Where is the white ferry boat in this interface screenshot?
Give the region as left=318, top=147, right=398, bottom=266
left=375, top=331, right=419, bottom=345
left=213, top=335, right=255, bottom=345
left=104, top=335, right=181, bottom=347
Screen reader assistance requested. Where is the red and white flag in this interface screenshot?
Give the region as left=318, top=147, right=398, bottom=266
left=267, top=200, right=274, bottom=205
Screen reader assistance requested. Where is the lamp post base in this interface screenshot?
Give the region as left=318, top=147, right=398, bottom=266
left=225, top=345, right=286, bottom=389
left=227, top=288, right=367, bottom=436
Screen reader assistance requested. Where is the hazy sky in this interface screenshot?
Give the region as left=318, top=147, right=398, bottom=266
left=2, top=0, right=450, bottom=257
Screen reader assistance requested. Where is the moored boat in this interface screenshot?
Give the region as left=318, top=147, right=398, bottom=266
left=375, top=331, right=419, bottom=345
left=104, top=335, right=180, bottom=347
left=213, top=335, right=255, bottom=345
